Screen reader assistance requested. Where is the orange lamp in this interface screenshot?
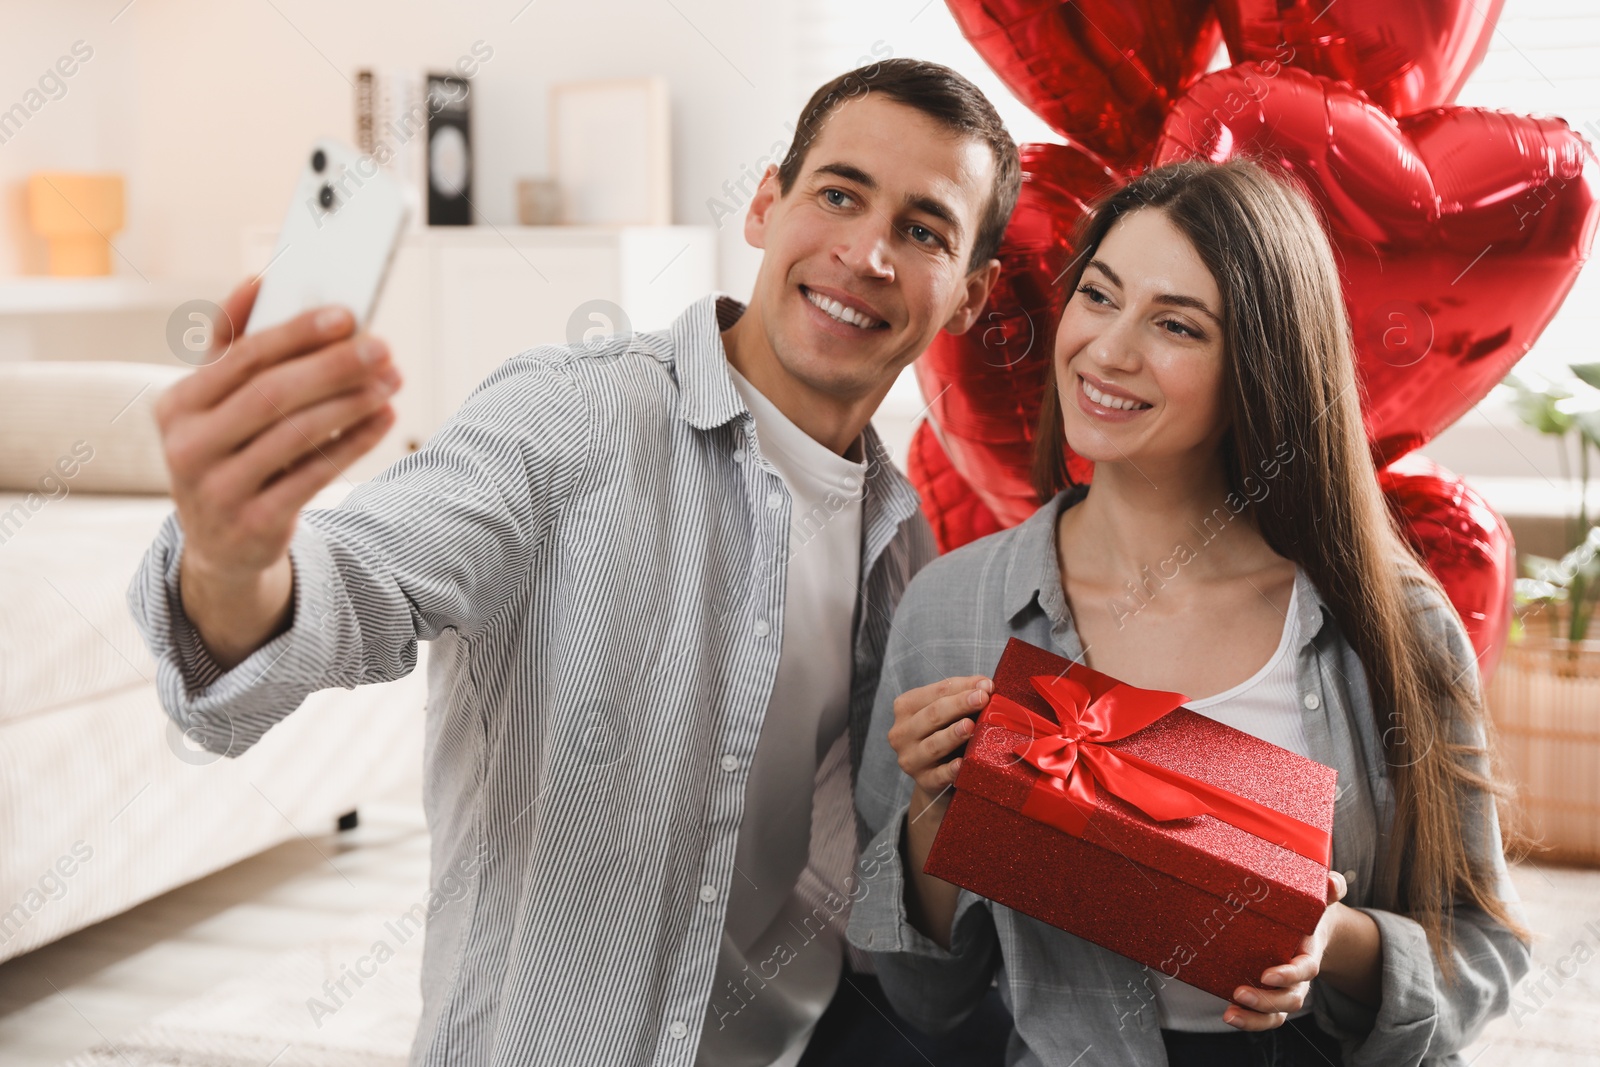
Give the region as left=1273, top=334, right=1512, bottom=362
left=27, top=172, right=126, bottom=276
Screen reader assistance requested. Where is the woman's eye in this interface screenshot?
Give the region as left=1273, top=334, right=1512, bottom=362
left=1161, top=319, right=1201, bottom=339
left=1077, top=284, right=1109, bottom=305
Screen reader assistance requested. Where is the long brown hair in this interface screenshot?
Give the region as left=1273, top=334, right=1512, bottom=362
left=1033, top=158, right=1531, bottom=977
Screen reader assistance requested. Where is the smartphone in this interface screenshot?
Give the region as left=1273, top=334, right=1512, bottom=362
left=244, top=137, right=409, bottom=336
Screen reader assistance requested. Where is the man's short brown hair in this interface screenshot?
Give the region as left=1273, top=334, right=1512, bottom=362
left=776, top=57, right=1021, bottom=275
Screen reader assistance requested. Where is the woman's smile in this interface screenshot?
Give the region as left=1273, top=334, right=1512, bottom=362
left=1075, top=370, right=1154, bottom=422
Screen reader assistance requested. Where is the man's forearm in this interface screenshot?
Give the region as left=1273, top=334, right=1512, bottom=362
left=178, top=551, right=296, bottom=672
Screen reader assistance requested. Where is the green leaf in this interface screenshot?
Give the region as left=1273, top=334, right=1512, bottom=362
left=1571, top=362, right=1600, bottom=391
left=1514, top=577, right=1561, bottom=605
left=1522, top=553, right=1568, bottom=585
left=1576, top=410, right=1600, bottom=452
left=1508, top=384, right=1574, bottom=435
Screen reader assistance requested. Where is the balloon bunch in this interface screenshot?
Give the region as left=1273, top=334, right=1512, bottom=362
left=914, top=0, right=1600, bottom=675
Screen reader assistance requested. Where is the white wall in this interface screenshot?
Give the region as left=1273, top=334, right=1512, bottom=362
left=0, top=0, right=845, bottom=298
left=0, top=2, right=140, bottom=277
left=2, top=0, right=1595, bottom=473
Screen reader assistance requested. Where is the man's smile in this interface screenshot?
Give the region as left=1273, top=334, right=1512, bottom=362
left=799, top=283, right=890, bottom=333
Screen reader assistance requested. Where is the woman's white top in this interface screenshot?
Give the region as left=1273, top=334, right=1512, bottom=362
left=1153, top=569, right=1316, bottom=1032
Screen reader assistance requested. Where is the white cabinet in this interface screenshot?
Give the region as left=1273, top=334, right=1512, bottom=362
left=243, top=225, right=716, bottom=483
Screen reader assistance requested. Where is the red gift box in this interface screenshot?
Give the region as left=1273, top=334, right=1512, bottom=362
left=923, top=637, right=1338, bottom=1002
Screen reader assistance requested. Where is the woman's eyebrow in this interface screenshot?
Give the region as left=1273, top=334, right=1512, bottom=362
left=1087, top=258, right=1221, bottom=325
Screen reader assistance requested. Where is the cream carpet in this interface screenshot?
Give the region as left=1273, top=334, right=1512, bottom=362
left=58, top=913, right=424, bottom=1067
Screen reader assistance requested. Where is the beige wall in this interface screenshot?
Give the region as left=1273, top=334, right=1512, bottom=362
left=0, top=0, right=845, bottom=296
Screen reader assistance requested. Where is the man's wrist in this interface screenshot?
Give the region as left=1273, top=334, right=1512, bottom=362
left=178, top=549, right=296, bottom=671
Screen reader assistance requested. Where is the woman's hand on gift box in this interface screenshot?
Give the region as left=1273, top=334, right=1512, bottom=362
left=888, top=675, right=994, bottom=801
left=1224, top=869, right=1374, bottom=1029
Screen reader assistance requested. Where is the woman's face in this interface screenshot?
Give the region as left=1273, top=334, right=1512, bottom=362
left=1053, top=207, right=1230, bottom=469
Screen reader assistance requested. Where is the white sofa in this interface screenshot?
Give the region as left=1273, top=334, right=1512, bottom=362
left=0, top=360, right=426, bottom=964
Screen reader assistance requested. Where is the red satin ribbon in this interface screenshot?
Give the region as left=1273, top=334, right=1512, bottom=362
left=984, top=674, right=1331, bottom=865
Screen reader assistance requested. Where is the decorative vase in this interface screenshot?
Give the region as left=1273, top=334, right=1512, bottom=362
left=1487, top=605, right=1600, bottom=866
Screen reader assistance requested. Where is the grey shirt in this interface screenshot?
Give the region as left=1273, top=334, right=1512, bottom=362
left=846, top=486, right=1533, bottom=1067
left=125, top=292, right=937, bottom=1067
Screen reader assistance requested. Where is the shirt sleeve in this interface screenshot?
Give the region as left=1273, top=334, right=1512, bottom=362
left=845, top=568, right=1001, bottom=1033
left=124, top=349, right=593, bottom=758
left=1310, top=578, right=1534, bottom=1066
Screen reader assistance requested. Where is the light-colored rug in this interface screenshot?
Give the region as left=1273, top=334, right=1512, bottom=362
left=59, top=913, right=424, bottom=1067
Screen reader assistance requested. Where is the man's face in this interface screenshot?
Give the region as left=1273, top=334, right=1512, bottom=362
left=742, top=92, right=999, bottom=400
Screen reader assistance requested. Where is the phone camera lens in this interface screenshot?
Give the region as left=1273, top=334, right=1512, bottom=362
left=319, top=184, right=335, bottom=210
left=312, top=149, right=327, bottom=173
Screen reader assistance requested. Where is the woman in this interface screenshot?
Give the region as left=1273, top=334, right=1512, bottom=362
left=845, top=158, right=1533, bottom=1067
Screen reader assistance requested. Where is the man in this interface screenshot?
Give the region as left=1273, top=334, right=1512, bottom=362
left=129, top=57, right=1020, bottom=1065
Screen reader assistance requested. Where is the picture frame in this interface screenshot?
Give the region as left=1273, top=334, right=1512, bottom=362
left=549, top=77, right=671, bottom=226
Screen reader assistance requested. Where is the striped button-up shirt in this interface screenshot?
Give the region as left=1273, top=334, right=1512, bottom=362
left=126, top=292, right=937, bottom=1066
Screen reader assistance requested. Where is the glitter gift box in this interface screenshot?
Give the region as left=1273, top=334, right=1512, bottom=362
left=923, top=637, right=1338, bottom=1001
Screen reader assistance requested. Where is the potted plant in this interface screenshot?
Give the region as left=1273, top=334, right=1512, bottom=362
left=1486, top=365, right=1600, bottom=865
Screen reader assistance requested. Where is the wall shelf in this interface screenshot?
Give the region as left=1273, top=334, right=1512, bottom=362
left=0, top=278, right=217, bottom=316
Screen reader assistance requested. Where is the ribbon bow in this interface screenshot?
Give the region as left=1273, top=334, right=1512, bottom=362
left=985, top=674, right=1331, bottom=865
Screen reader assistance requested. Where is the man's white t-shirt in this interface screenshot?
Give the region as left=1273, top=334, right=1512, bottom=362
left=695, top=363, right=868, bottom=1066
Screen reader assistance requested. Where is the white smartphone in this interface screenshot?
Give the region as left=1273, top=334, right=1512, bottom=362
left=244, top=137, right=409, bottom=336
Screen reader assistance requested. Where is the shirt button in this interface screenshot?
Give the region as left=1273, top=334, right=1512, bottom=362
left=732, top=448, right=745, bottom=464
left=668, top=1020, right=688, bottom=1040
left=752, top=619, right=771, bottom=637
left=1342, top=869, right=1357, bottom=884
left=766, top=491, right=783, bottom=509
left=698, top=884, right=717, bottom=903
left=720, top=754, right=740, bottom=773
left=1303, top=692, right=1321, bottom=710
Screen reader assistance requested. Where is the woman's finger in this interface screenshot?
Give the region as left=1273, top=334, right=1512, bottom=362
left=913, top=687, right=990, bottom=739
left=1262, top=953, right=1320, bottom=988
left=911, top=715, right=975, bottom=776
left=1223, top=1002, right=1290, bottom=1031
left=1231, top=981, right=1308, bottom=1018
left=893, top=676, right=991, bottom=723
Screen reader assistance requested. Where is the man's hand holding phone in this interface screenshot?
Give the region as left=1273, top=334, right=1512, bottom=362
left=154, top=277, right=402, bottom=671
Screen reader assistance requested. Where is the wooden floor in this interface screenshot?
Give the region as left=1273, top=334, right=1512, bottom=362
left=1, top=795, right=1596, bottom=1065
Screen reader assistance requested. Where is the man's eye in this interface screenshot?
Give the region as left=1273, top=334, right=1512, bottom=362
left=824, top=189, right=851, bottom=207
left=908, top=224, right=941, bottom=246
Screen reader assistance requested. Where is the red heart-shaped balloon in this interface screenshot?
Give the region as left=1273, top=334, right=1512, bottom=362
left=915, top=141, right=1112, bottom=525
left=945, top=0, right=1221, bottom=171
left=908, top=419, right=1005, bottom=552
left=1214, top=0, right=1504, bottom=118
left=1152, top=63, right=1600, bottom=463
left=1379, top=453, right=1515, bottom=681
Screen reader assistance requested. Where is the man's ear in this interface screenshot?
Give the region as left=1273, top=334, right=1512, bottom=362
left=942, top=258, right=1002, bottom=335
left=743, top=165, right=782, bottom=251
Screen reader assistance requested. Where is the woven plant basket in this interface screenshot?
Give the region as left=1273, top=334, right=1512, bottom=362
left=1486, top=607, right=1600, bottom=866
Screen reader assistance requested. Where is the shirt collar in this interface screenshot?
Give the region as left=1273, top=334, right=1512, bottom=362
left=1004, top=486, right=1330, bottom=644
left=663, top=291, right=924, bottom=547
left=668, top=291, right=753, bottom=432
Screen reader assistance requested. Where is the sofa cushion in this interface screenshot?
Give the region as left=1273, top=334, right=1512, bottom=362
left=0, top=481, right=354, bottom=725
left=0, top=360, right=189, bottom=495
